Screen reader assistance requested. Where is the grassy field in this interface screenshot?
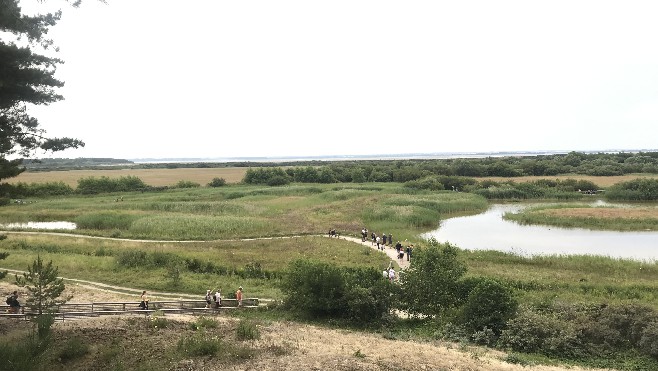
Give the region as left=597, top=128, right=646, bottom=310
left=6, top=167, right=250, bottom=187
left=504, top=203, right=658, bottom=231
left=1, top=181, right=657, bottom=308
left=10, top=168, right=658, bottom=189
left=4, top=178, right=658, bottom=370
left=0, top=183, right=488, bottom=298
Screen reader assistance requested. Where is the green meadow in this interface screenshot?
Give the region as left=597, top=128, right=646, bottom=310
left=2, top=183, right=658, bottom=309
left=0, top=184, right=487, bottom=298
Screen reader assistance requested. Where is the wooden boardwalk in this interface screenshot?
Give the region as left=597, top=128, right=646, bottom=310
left=0, top=298, right=261, bottom=321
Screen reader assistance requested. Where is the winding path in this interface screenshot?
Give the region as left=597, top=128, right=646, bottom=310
left=1, top=231, right=410, bottom=300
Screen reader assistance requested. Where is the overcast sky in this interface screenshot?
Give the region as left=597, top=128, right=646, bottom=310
left=21, top=0, right=658, bottom=159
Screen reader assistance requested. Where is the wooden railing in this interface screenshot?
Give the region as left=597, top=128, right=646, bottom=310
left=0, top=298, right=260, bottom=320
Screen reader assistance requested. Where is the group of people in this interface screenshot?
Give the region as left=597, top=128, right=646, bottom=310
left=4, top=291, right=22, bottom=314
left=204, top=286, right=243, bottom=308
left=137, top=286, right=244, bottom=311
left=361, top=228, right=394, bottom=251
left=360, top=226, right=413, bottom=262
left=204, top=289, right=222, bottom=308
left=395, top=242, right=413, bottom=262
left=383, top=266, right=397, bottom=282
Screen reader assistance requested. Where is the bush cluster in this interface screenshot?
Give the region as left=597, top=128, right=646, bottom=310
left=605, top=178, right=658, bottom=201
left=280, top=259, right=394, bottom=324
left=470, top=178, right=599, bottom=200
left=77, top=176, right=147, bottom=194
left=500, top=302, right=658, bottom=361
left=114, top=250, right=278, bottom=279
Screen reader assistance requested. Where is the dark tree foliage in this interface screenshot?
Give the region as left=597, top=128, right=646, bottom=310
left=399, top=239, right=467, bottom=317
left=280, top=259, right=394, bottom=324
left=0, top=0, right=86, bottom=182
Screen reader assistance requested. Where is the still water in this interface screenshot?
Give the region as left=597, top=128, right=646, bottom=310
left=1, top=221, right=77, bottom=230
left=422, top=203, right=658, bottom=261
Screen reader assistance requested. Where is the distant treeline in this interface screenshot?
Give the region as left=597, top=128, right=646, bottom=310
left=242, top=151, right=658, bottom=185
left=3, top=152, right=658, bottom=201
left=23, top=151, right=658, bottom=176
left=22, top=158, right=134, bottom=171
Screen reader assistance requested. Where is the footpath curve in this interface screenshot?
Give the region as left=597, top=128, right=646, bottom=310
left=1, top=231, right=410, bottom=300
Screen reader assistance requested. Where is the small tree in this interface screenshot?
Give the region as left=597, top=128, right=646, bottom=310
left=16, top=256, right=68, bottom=315
left=399, top=239, right=467, bottom=317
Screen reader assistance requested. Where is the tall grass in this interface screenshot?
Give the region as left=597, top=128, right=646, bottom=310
left=503, top=204, right=658, bottom=231
left=0, top=184, right=487, bottom=241
left=462, top=249, right=658, bottom=307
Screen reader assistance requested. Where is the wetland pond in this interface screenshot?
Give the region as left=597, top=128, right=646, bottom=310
left=422, top=202, right=658, bottom=261
left=1, top=221, right=77, bottom=230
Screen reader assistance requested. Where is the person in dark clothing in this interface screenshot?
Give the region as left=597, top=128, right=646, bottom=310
left=6, top=291, right=21, bottom=314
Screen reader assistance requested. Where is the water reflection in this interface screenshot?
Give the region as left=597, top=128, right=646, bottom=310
left=2, top=221, right=77, bottom=230
left=422, top=203, right=658, bottom=261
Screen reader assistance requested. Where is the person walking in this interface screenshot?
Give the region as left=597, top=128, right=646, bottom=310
left=236, top=286, right=243, bottom=307
left=205, top=289, right=213, bottom=308
left=214, top=289, right=222, bottom=308
left=6, top=291, right=21, bottom=314
left=139, top=290, right=149, bottom=310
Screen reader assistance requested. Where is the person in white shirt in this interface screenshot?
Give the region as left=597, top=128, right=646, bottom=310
left=214, top=289, right=221, bottom=308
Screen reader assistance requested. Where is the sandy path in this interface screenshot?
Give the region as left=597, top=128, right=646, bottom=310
left=339, top=235, right=411, bottom=269
left=1, top=232, right=409, bottom=301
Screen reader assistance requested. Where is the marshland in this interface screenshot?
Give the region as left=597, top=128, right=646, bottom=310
left=2, top=153, right=658, bottom=370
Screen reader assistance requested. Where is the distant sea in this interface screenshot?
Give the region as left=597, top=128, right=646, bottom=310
left=129, top=149, right=656, bottom=164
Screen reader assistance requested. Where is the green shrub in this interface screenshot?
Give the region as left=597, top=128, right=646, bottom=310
left=639, top=321, right=658, bottom=358
left=58, top=337, right=90, bottom=363
left=208, top=177, right=227, bottom=187
left=195, top=316, right=219, bottom=330
left=0, top=335, right=49, bottom=371
left=399, top=241, right=467, bottom=317
left=459, top=279, right=518, bottom=335
left=236, top=320, right=261, bottom=340
left=280, top=259, right=394, bottom=323
left=582, top=303, right=658, bottom=349
left=148, top=313, right=168, bottom=329
left=499, top=308, right=583, bottom=358
left=77, top=176, right=146, bottom=194
left=116, top=250, right=149, bottom=268
left=175, top=180, right=201, bottom=188
left=606, top=178, right=658, bottom=201
left=280, top=260, right=345, bottom=317
left=177, top=333, right=221, bottom=356
left=404, top=176, right=444, bottom=191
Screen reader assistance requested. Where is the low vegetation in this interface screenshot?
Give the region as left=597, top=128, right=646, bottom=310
left=2, top=163, right=658, bottom=369
left=504, top=203, right=658, bottom=231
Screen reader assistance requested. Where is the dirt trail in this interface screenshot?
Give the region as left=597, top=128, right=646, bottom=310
left=1, top=232, right=407, bottom=300
left=339, top=235, right=411, bottom=269
left=1, top=234, right=611, bottom=371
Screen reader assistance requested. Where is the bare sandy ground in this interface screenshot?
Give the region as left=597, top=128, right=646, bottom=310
left=1, top=279, right=613, bottom=371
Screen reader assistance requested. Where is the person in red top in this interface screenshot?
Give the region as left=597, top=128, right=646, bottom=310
left=236, top=286, right=243, bottom=307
